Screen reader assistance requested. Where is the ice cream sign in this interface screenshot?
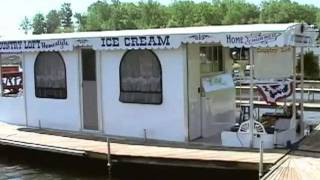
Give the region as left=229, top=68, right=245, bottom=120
left=226, top=32, right=282, bottom=46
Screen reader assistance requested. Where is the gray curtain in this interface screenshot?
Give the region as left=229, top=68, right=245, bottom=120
left=35, top=52, right=67, bottom=99
left=120, top=50, right=162, bottom=104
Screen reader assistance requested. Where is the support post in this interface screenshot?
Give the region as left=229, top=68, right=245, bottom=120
left=249, top=48, right=255, bottom=148
left=259, top=139, right=264, bottom=179
left=107, top=137, right=112, bottom=179
left=0, top=54, right=2, bottom=95
left=291, top=47, right=297, bottom=129
left=300, top=47, right=304, bottom=136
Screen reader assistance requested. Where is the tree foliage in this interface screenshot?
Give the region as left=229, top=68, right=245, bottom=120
left=219, top=0, right=260, bottom=24
left=22, top=0, right=320, bottom=33
left=20, top=16, right=32, bottom=34
left=260, top=0, right=318, bottom=24
left=297, top=52, right=320, bottom=79
left=137, top=1, right=168, bottom=28
left=74, top=13, right=87, bottom=32
left=46, top=10, right=61, bottom=33
left=32, top=13, right=46, bottom=34
left=60, top=3, right=73, bottom=30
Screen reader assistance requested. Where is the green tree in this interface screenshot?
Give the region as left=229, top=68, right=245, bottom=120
left=106, top=1, right=132, bottom=30
left=122, top=3, right=140, bottom=29
left=20, top=0, right=320, bottom=34
left=85, top=1, right=111, bottom=31
left=60, top=3, right=73, bottom=30
left=32, top=13, right=46, bottom=34
left=315, top=11, right=320, bottom=27
left=74, top=13, right=87, bottom=31
left=259, top=0, right=318, bottom=24
left=219, top=0, right=259, bottom=24
left=297, top=52, right=320, bottom=79
left=46, top=10, right=61, bottom=33
left=20, top=16, right=32, bottom=34
left=167, top=1, right=197, bottom=27
left=193, top=2, right=222, bottom=25
left=137, top=0, right=168, bottom=28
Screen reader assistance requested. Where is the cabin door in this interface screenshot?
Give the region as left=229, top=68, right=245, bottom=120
left=81, top=49, right=99, bottom=131
left=187, top=44, right=202, bottom=140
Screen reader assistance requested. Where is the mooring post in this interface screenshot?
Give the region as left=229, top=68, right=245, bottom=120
left=107, top=137, right=112, bottom=179
left=38, top=120, right=41, bottom=129
left=259, top=138, right=264, bottom=179
left=144, top=129, right=147, bottom=142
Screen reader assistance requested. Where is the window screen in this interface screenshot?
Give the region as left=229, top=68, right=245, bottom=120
left=120, top=50, right=162, bottom=104
left=34, top=52, right=67, bottom=99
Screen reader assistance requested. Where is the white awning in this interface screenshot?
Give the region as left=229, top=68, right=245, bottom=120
left=0, top=23, right=318, bottom=53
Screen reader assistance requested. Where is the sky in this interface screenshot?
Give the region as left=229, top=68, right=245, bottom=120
left=0, top=0, right=318, bottom=36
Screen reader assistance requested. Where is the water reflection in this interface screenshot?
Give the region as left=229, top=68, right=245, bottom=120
left=0, top=146, right=257, bottom=180
left=0, top=146, right=106, bottom=180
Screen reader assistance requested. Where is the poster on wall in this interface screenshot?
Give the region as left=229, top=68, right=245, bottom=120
left=201, top=74, right=234, bottom=93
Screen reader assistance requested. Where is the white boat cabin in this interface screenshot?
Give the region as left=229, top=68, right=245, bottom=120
left=0, top=23, right=318, bottom=148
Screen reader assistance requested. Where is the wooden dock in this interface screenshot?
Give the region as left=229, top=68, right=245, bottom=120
left=263, top=125, right=320, bottom=180
left=0, top=122, right=287, bottom=171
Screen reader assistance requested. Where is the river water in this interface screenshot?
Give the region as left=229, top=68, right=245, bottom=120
left=0, top=145, right=257, bottom=180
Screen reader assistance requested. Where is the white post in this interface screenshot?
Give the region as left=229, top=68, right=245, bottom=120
left=249, top=48, right=255, bottom=147
left=291, top=47, right=297, bottom=129
left=0, top=53, right=2, bottom=95
left=107, top=137, right=112, bottom=178
left=259, top=139, right=264, bottom=179
left=300, top=47, right=304, bottom=134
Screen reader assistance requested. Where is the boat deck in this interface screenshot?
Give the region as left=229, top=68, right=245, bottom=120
left=263, top=125, right=320, bottom=179
left=0, top=122, right=287, bottom=170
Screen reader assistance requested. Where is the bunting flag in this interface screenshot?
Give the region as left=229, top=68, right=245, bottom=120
left=256, top=80, right=294, bottom=105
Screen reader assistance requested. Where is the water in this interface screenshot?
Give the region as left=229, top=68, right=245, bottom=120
left=0, top=146, right=106, bottom=180
left=0, top=145, right=258, bottom=180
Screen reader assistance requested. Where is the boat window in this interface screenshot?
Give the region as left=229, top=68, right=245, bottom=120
left=200, top=46, right=224, bottom=74
left=1, top=54, right=23, bottom=97
left=119, top=50, right=162, bottom=104
left=34, top=52, right=67, bottom=99
left=230, top=47, right=249, bottom=61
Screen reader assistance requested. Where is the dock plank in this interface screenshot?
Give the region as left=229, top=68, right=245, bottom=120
left=0, top=122, right=287, bottom=170
left=297, top=126, right=320, bottom=153
left=263, top=155, right=320, bottom=180
left=264, top=125, right=320, bottom=180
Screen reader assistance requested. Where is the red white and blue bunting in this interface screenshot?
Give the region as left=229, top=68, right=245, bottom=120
left=256, top=80, right=294, bottom=105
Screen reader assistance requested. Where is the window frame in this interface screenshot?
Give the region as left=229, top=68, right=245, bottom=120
left=0, top=54, right=24, bottom=97
left=34, top=51, right=67, bottom=99
left=119, top=49, right=163, bottom=105
left=200, top=45, right=225, bottom=76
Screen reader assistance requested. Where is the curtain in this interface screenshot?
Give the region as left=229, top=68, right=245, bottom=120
left=120, top=50, right=162, bottom=104
left=35, top=52, right=67, bottom=99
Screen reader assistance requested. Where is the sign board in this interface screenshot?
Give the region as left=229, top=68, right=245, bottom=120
left=201, top=74, right=234, bottom=93
left=0, top=39, right=72, bottom=53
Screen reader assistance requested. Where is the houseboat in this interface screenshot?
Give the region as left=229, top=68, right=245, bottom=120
left=0, top=23, right=318, bottom=149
